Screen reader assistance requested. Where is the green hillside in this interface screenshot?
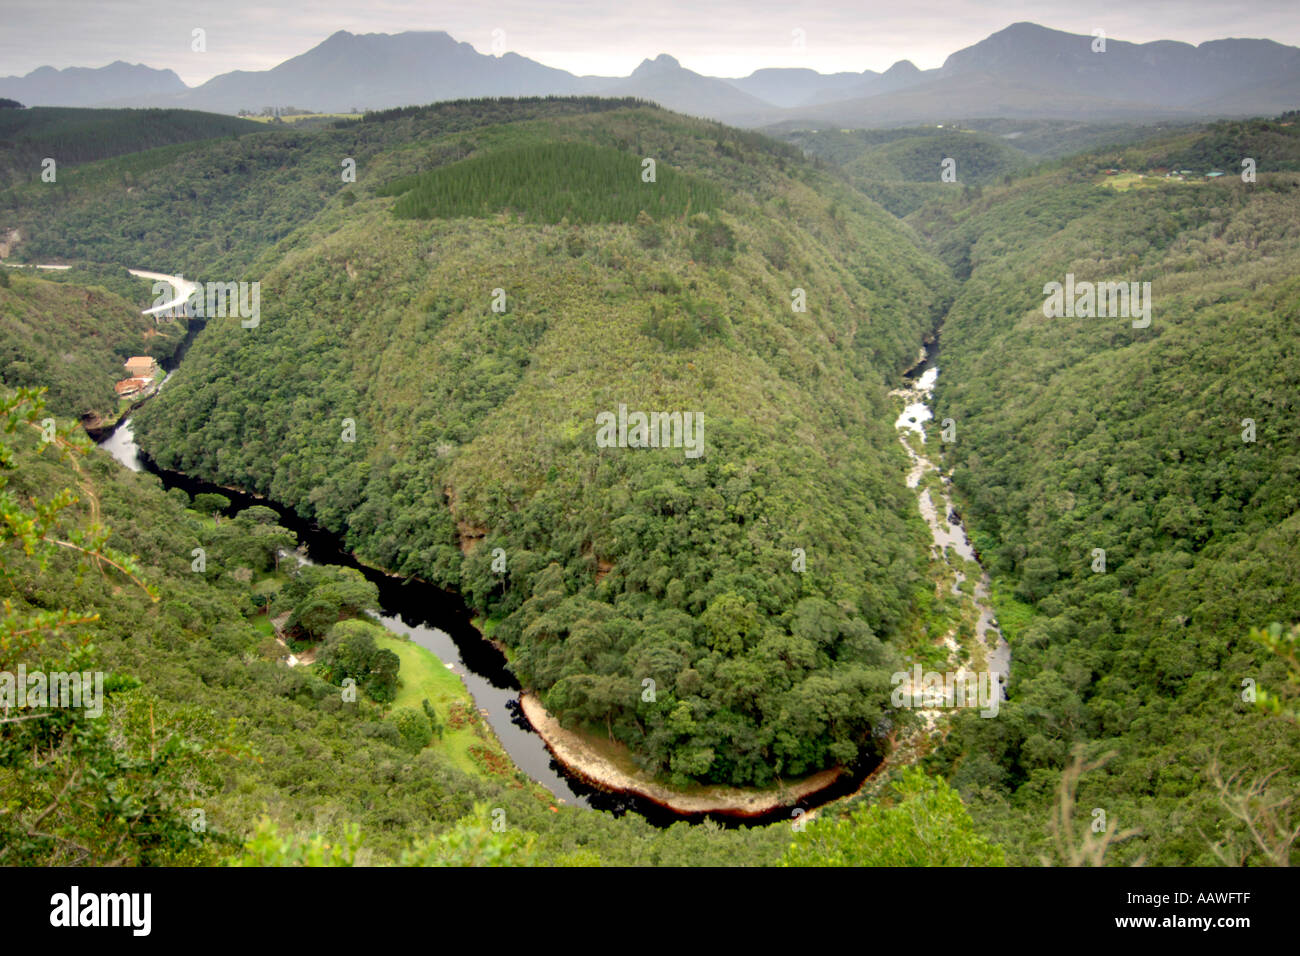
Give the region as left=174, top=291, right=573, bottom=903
left=907, top=118, right=1300, bottom=864
left=0, top=106, right=261, bottom=186
left=843, top=129, right=1028, bottom=184
left=3, top=98, right=1297, bottom=867
left=0, top=267, right=185, bottom=420
left=781, top=126, right=1029, bottom=216
left=129, top=102, right=954, bottom=788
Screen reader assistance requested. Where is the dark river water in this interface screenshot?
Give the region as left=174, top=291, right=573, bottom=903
left=97, top=414, right=869, bottom=826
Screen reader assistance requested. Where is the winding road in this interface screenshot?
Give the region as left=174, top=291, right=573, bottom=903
left=126, top=269, right=199, bottom=317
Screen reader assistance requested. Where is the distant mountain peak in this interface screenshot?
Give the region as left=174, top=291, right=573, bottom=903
left=883, top=60, right=920, bottom=76
left=3, top=22, right=1297, bottom=122
left=1000, top=21, right=1059, bottom=36
left=634, top=54, right=682, bottom=76
left=0, top=60, right=188, bottom=107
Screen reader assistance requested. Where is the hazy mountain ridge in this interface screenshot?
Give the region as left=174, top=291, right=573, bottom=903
left=0, top=60, right=187, bottom=107
left=778, top=23, right=1300, bottom=126
left=3, top=22, right=1296, bottom=126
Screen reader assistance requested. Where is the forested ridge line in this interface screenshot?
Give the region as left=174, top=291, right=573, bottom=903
left=0, top=106, right=262, bottom=187
left=2, top=101, right=1296, bottom=865
left=900, top=115, right=1300, bottom=865
left=130, top=103, right=956, bottom=790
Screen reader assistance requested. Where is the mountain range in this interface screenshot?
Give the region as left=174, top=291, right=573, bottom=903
left=3, top=22, right=1298, bottom=126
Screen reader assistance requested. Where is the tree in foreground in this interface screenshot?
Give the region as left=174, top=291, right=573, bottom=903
left=0, top=388, right=230, bottom=864
left=780, top=767, right=1006, bottom=866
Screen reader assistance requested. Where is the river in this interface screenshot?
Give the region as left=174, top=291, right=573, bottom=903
left=95, top=410, right=617, bottom=809
left=892, top=348, right=1012, bottom=697
left=98, top=411, right=884, bottom=824
left=92, top=273, right=992, bottom=826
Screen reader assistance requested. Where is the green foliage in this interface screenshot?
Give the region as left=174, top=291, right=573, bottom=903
left=0, top=270, right=184, bottom=420
left=228, top=818, right=362, bottom=866
left=685, top=211, right=737, bottom=264
left=399, top=813, right=539, bottom=866
left=387, top=706, right=434, bottom=753
left=0, top=388, right=222, bottom=864
left=219, top=506, right=296, bottom=572
left=1250, top=622, right=1300, bottom=722
left=385, top=141, right=723, bottom=224
left=639, top=288, right=730, bottom=350
left=231, top=812, right=543, bottom=866
left=916, top=117, right=1300, bottom=864
left=635, top=209, right=664, bottom=248
left=316, top=619, right=400, bottom=702
left=279, top=565, right=380, bottom=641
left=0, top=106, right=260, bottom=186
left=781, top=768, right=1007, bottom=866
left=191, top=493, right=231, bottom=516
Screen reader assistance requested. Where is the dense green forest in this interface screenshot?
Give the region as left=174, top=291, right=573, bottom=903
left=779, top=126, right=1028, bottom=217
left=1, top=100, right=1296, bottom=866
left=127, top=102, right=954, bottom=788
left=905, top=117, right=1300, bottom=864
left=0, top=267, right=185, bottom=420
left=0, top=107, right=261, bottom=186
left=381, top=141, right=724, bottom=223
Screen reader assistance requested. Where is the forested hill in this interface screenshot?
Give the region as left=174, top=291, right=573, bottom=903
left=112, top=100, right=956, bottom=788
left=0, top=266, right=185, bottom=420
left=0, top=107, right=261, bottom=186
left=4, top=101, right=1296, bottom=865
left=906, top=117, right=1300, bottom=864
left=0, top=388, right=810, bottom=865
left=0, top=98, right=659, bottom=276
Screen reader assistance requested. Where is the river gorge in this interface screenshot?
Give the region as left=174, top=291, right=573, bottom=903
left=93, top=272, right=1007, bottom=827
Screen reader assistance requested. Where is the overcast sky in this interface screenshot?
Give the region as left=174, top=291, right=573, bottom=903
left=4, top=0, right=1299, bottom=84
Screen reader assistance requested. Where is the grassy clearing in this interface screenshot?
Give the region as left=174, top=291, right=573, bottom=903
left=373, top=632, right=518, bottom=784
left=1098, top=172, right=1177, bottom=191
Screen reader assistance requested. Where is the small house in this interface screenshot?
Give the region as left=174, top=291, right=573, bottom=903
left=114, top=377, right=152, bottom=398
left=124, top=356, right=159, bottom=379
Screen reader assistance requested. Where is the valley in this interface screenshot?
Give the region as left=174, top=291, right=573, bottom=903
left=1, top=61, right=1297, bottom=870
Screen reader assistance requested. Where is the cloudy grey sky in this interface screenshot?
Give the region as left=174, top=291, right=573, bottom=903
left=4, top=0, right=1299, bottom=83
